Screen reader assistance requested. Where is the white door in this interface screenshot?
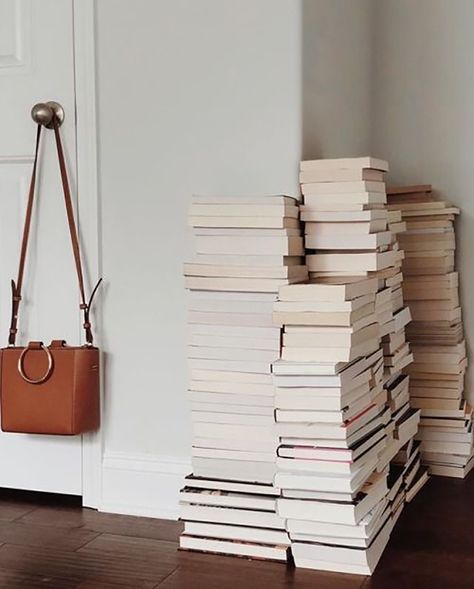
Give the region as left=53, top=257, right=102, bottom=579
left=0, top=0, right=83, bottom=495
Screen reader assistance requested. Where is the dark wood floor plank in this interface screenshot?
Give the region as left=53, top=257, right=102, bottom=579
left=0, top=543, right=177, bottom=588
left=156, top=550, right=365, bottom=589
left=0, top=473, right=474, bottom=588
left=17, top=505, right=183, bottom=541
left=0, top=520, right=99, bottom=550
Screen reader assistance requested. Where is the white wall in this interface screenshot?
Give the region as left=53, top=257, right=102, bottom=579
left=94, top=0, right=375, bottom=517
left=372, top=0, right=474, bottom=398
left=95, top=0, right=302, bottom=517
left=302, top=0, right=373, bottom=158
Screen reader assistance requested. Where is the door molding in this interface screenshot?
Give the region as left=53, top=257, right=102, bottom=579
left=73, top=0, right=103, bottom=508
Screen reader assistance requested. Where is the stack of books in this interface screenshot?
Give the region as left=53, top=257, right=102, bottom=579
left=180, top=194, right=308, bottom=560
left=301, top=158, right=424, bottom=494
left=387, top=185, right=473, bottom=478
left=272, top=284, right=393, bottom=575
left=266, top=157, right=425, bottom=575
left=300, top=157, right=395, bottom=282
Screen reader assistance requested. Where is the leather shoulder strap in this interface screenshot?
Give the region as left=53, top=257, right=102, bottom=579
left=8, top=118, right=101, bottom=347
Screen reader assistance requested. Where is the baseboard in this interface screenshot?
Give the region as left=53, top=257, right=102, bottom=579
left=100, top=452, right=191, bottom=519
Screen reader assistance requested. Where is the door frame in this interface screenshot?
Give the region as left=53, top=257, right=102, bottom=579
left=73, top=0, right=103, bottom=509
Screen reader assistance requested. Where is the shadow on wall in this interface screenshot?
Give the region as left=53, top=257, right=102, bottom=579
left=301, top=0, right=373, bottom=160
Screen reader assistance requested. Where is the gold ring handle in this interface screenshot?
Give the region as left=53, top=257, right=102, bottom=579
left=18, top=344, right=54, bottom=384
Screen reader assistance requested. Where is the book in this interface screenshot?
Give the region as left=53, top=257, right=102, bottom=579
left=299, top=168, right=385, bottom=183
left=183, top=521, right=290, bottom=545
left=305, top=232, right=392, bottom=250
left=300, top=157, right=389, bottom=172
left=306, top=251, right=397, bottom=273
left=193, top=235, right=304, bottom=256
left=179, top=535, right=288, bottom=561
left=192, top=194, right=296, bottom=204
left=189, top=216, right=301, bottom=228
left=301, top=181, right=386, bottom=195
left=189, top=203, right=299, bottom=217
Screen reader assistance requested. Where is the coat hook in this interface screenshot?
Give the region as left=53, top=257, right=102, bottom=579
left=31, top=101, right=65, bottom=129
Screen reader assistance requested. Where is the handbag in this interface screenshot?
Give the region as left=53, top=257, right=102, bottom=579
left=0, top=116, right=101, bottom=435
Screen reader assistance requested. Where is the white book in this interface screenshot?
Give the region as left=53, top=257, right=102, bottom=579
left=188, top=345, right=277, bottom=362
left=286, top=497, right=388, bottom=538
left=278, top=279, right=378, bottom=302
left=282, top=323, right=378, bottom=348
left=189, top=216, right=301, bottom=229
left=179, top=488, right=276, bottom=511
left=190, top=391, right=274, bottom=406
left=179, top=503, right=284, bottom=529
left=301, top=210, right=387, bottom=222
left=194, top=227, right=302, bottom=236
left=275, top=381, right=371, bottom=411
left=184, top=263, right=307, bottom=279
left=192, top=194, right=296, bottom=204
left=305, top=220, right=387, bottom=234
left=183, top=521, right=290, bottom=545
left=188, top=311, right=274, bottom=327
left=191, top=401, right=274, bottom=416
left=194, top=253, right=303, bottom=266
left=189, top=298, right=276, bottom=314
left=179, top=535, right=288, bottom=561
left=189, top=380, right=274, bottom=396
left=192, top=457, right=276, bottom=484
left=192, top=447, right=276, bottom=462
left=278, top=429, right=386, bottom=463
left=299, top=169, right=385, bottom=183
left=191, top=369, right=272, bottom=384
left=189, top=290, right=278, bottom=301
left=185, top=276, right=297, bottom=293
left=303, top=192, right=387, bottom=206
left=272, top=353, right=373, bottom=378
left=188, top=357, right=271, bottom=374
left=306, top=250, right=397, bottom=273
left=194, top=235, right=303, bottom=256
left=189, top=203, right=299, bottom=217
left=281, top=338, right=379, bottom=363
left=274, top=293, right=374, bottom=313
left=272, top=365, right=372, bottom=390
left=192, top=422, right=275, bottom=440
left=300, top=157, right=389, bottom=172
left=275, top=409, right=390, bottom=448
left=301, top=181, right=386, bottom=195
left=291, top=519, right=392, bottom=574
left=275, top=457, right=379, bottom=498
left=305, top=231, right=392, bottom=251
left=275, top=389, right=384, bottom=425
left=193, top=436, right=278, bottom=453
left=184, top=474, right=279, bottom=495
left=192, top=412, right=274, bottom=426
left=189, top=333, right=280, bottom=351
left=189, top=324, right=280, bottom=338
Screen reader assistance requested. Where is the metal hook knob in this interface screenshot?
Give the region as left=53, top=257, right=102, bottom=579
left=31, top=101, right=65, bottom=128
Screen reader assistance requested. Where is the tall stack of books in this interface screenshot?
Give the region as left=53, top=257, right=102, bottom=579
left=300, top=158, right=425, bottom=502
left=266, top=157, right=425, bottom=575
left=387, top=185, right=473, bottom=478
left=272, top=281, right=393, bottom=575
left=179, top=194, right=307, bottom=560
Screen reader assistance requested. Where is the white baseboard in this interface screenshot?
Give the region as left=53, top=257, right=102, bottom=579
left=100, top=452, right=191, bottom=519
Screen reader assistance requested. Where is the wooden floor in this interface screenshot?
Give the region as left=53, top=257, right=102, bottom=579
left=0, top=474, right=472, bottom=588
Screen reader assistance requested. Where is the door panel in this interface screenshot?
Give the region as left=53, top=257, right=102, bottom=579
left=0, top=0, right=82, bottom=495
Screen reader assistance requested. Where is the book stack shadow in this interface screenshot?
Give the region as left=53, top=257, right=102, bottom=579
left=270, top=157, right=426, bottom=575
left=180, top=194, right=307, bottom=560
left=387, top=185, right=473, bottom=478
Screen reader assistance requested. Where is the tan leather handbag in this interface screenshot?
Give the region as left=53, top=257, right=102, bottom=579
left=0, top=117, right=101, bottom=435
